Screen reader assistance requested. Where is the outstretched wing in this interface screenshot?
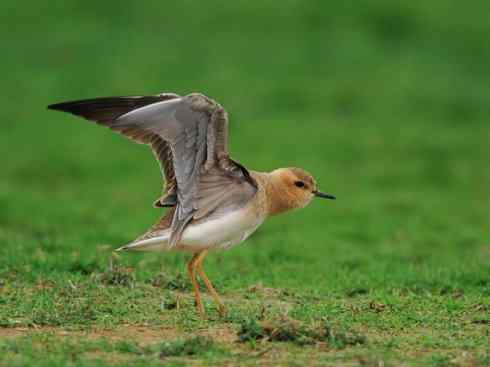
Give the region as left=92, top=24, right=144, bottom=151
left=48, top=94, right=179, bottom=203
left=48, top=93, right=257, bottom=247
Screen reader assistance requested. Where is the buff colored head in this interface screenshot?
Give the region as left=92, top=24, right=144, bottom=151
left=268, top=167, right=335, bottom=215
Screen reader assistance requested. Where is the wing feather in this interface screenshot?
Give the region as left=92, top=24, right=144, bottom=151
left=48, top=92, right=257, bottom=247
left=48, top=94, right=179, bottom=200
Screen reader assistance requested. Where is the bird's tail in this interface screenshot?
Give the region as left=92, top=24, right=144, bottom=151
left=115, top=231, right=171, bottom=252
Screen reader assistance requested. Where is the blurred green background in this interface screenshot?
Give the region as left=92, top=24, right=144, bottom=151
left=1, top=3, right=489, bottom=365
left=1, top=0, right=489, bottom=290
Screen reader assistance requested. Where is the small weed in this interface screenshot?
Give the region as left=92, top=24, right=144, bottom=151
left=161, top=296, right=179, bottom=310
left=237, top=317, right=367, bottom=348
left=159, top=336, right=224, bottom=358
left=368, top=301, right=387, bottom=313
left=68, top=260, right=101, bottom=275
left=114, top=340, right=142, bottom=354
left=427, top=354, right=457, bottom=367
left=94, top=266, right=135, bottom=287
left=346, top=288, right=369, bottom=297
left=322, top=324, right=367, bottom=349
left=238, top=319, right=266, bottom=343
left=150, top=272, right=189, bottom=291
left=476, top=354, right=490, bottom=366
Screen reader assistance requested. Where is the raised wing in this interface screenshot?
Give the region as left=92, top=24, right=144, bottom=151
left=48, top=93, right=257, bottom=247
left=48, top=94, right=180, bottom=204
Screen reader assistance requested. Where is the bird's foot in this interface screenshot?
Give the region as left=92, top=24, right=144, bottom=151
left=195, top=300, right=205, bottom=318
left=217, top=304, right=227, bottom=318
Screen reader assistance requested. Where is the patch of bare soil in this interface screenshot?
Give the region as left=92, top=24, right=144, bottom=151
left=0, top=327, right=26, bottom=338
left=0, top=324, right=237, bottom=345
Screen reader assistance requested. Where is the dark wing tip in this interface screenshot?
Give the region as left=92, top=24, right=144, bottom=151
left=46, top=99, right=108, bottom=122
left=47, top=101, right=74, bottom=111
left=46, top=95, right=181, bottom=124
left=47, top=99, right=96, bottom=114
left=46, top=97, right=145, bottom=123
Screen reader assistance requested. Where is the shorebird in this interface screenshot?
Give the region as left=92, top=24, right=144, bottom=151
left=48, top=92, right=335, bottom=316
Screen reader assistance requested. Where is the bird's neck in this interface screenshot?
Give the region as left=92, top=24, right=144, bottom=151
left=251, top=171, right=297, bottom=216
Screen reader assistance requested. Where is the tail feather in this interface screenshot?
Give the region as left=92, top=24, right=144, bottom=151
left=115, top=231, right=171, bottom=252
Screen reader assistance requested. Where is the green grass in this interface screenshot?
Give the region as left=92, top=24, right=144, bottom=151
left=1, top=0, right=489, bottom=365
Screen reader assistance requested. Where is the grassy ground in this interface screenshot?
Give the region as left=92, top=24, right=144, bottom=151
left=1, top=1, right=489, bottom=365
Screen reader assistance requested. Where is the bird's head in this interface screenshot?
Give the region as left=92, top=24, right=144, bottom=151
left=267, top=167, right=335, bottom=215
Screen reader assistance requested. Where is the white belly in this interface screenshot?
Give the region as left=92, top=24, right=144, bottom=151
left=123, top=207, right=264, bottom=252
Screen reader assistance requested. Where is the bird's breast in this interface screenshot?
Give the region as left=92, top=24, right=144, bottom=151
left=178, top=205, right=265, bottom=251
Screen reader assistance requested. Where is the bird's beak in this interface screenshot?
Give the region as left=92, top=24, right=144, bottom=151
left=313, top=191, right=336, bottom=200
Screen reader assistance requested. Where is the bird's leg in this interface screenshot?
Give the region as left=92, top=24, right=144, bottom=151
left=195, top=250, right=227, bottom=317
left=187, top=252, right=204, bottom=316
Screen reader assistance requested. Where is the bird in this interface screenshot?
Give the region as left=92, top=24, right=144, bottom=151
left=48, top=92, right=335, bottom=316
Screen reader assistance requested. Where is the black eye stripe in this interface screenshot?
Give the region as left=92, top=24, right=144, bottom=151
left=294, top=181, right=305, bottom=188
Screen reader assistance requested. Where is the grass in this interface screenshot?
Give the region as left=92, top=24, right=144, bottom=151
left=1, top=0, right=489, bottom=365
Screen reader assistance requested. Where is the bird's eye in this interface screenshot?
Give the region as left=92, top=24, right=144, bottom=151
left=294, top=181, right=305, bottom=188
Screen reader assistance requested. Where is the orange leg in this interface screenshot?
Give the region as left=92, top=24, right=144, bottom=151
left=187, top=252, right=204, bottom=316
left=195, top=250, right=227, bottom=316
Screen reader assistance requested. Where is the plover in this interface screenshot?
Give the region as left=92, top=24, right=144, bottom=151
left=48, top=92, right=335, bottom=316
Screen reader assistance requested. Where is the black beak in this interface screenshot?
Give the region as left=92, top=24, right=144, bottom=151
left=313, top=191, right=336, bottom=200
